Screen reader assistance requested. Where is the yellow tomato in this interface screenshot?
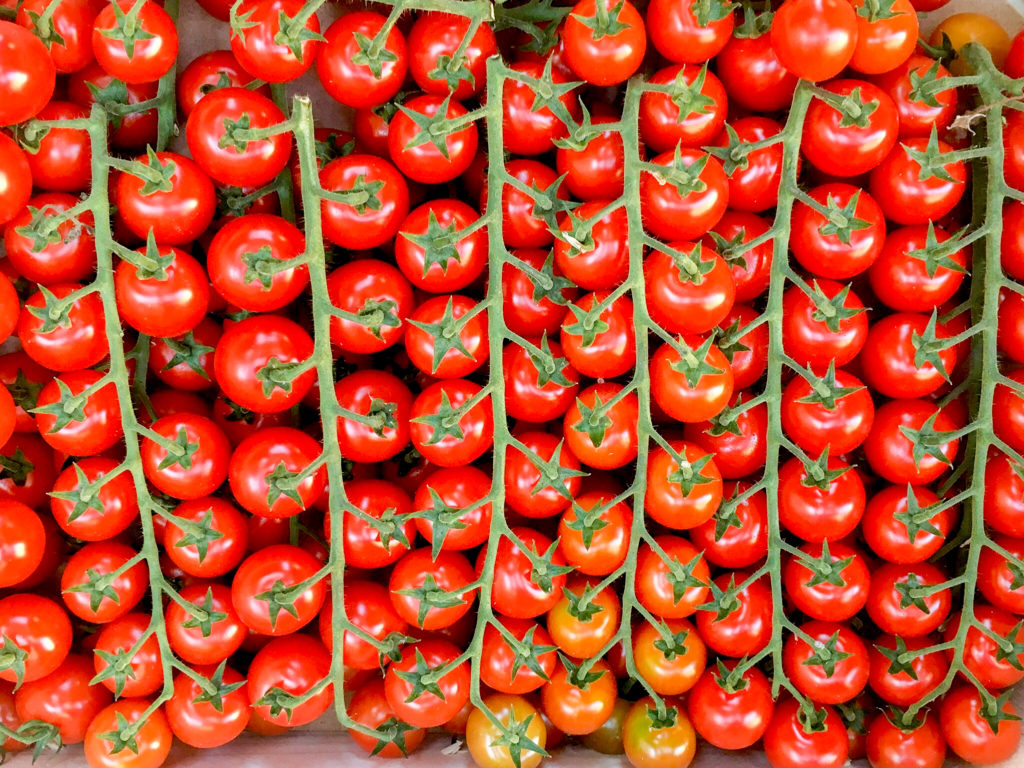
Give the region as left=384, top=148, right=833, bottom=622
left=466, top=694, right=547, bottom=768
left=930, top=13, right=1011, bottom=75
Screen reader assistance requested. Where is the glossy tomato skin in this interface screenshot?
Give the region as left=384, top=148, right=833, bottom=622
left=866, top=711, right=945, bottom=768
left=115, top=151, right=216, bottom=246
left=165, top=583, right=246, bottom=666
left=409, top=379, right=493, bottom=468
left=556, top=115, right=626, bottom=201
left=875, top=55, right=958, bottom=138
left=867, top=633, right=947, bottom=707
left=480, top=527, right=567, bottom=619
left=388, top=94, right=478, bottom=184
left=467, top=694, right=546, bottom=768
left=0, top=433, right=57, bottom=509
left=764, top=698, right=849, bottom=768
left=395, top=199, right=487, bottom=293
left=554, top=201, right=630, bottom=291
left=715, top=117, right=784, bottom=213
left=35, top=370, right=122, bottom=457
left=4, top=193, right=96, bottom=284
left=317, top=12, right=407, bottom=109
left=14, top=653, right=110, bottom=745
left=849, top=0, right=918, bottom=74
left=802, top=81, right=899, bottom=177
left=0, top=135, right=31, bottom=229
left=859, top=313, right=958, bottom=398
left=781, top=369, right=873, bottom=456
left=480, top=617, right=557, bottom=695
left=783, top=620, right=869, bottom=704
left=389, top=547, right=476, bottom=630
left=563, top=0, right=646, bottom=85
left=790, top=184, right=886, bottom=279
left=940, top=685, right=1021, bottom=765
left=863, top=399, right=959, bottom=485
left=91, top=0, right=177, bottom=83
left=0, top=500, right=45, bottom=588
left=215, top=315, right=315, bottom=414
left=639, top=64, right=727, bottom=153
left=869, top=223, right=968, bottom=311
left=0, top=20, right=56, bottom=125
left=717, top=31, right=797, bottom=113
left=319, top=583, right=406, bottom=672
left=18, top=283, right=108, bottom=372
left=115, top=246, right=210, bottom=338
left=207, top=213, right=308, bottom=312
left=561, top=291, right=636, bottom=380
left=247, top=634, right=333, bottom=727
left=645, top=440, right=722, bottom=530
left=164, top=497, right=248, bottom=578
left=231, top=544, right=326, bottom=635
left=781, top=280, right=868, bottom=371
left=547, top=577, right=620, bottom=659
left=84, top=700, right=172, bottom=768
left=230, top=0, right=320, bottom=82
left=564, top=382, right=640, bottom=470
left=688, top=662, right=773, bottom=750
left=650, top=337, right=734, bottom=424
left=334, top=370, right=412, bottom=463
left=166, top=664, right=250, bottom=749
left=407, top=12, right=495, bottom=99
left=645, top=242, right=735, bottom=335
left=229, top=427, right=326, bottom=519
left=866, top=562, right=951, bottom=637
left=320, top=154, right=409, bottom=250
left=869, top=136, right=967, bottom=225
left=635, top=536, right=710, bottom=619
left=944, top=606, right=1024, bottom=689
left=778, top=454, right=865, bottom=542
left=557, top=492, right=631, bottom=576
left=646, top=0, right=733, bottom=63
left=61, top=542, right=147, bottom=624
left=177, top=49, right=264, bottom=117
left=493, top=159, right=568, bottom=248
left=384, top=640, right=469, bottom=729
left=505, top=431, right=581, bottom=519
left=140, top=413, right=230, bottom=499
left=641, top=149, right=729, bottom=241
left=0, top=594, right=72, bottom=683
left=500, top=61, right=580, bottom=155
left=770, top=0, right=857, bottom=82
left=979, top=534, right=1024, bottom=613
left=50, top=458, right=138, bottom=541
left=861, top=484, right=955, bottom=564
left=413, top=466, right=491, bottom=551
left=690, top=481, right=768, bottom=569
left=783, top=540, right=870, bottom=622
left=696, top=571, right=773, bottom=659
left=335, top=478, right=416, bottom=569
left=622, top=697, right=696, bottom=768
left=187, top=88, right=290, bottom=187
left=704, top=211, right=774, bottom=301
left=92, top=613, right=163, bottom=698
left=348, top=677, right=426, bottom=757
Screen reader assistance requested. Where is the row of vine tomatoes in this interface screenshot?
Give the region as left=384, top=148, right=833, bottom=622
left=1, top=0, right=1024, bottom=768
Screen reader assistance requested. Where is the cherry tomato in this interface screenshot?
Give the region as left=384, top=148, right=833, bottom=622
left=317, top=12, right=407, bottom=109
left=0, top=20, right=56, bottom=125
left=84, top=700, right=172, bottom=768
left=770, top=0, right=857, bottom=82
left=247, top=634, right=333, bottom=727
left=0, top=594, right=72, bottom=683
left=688, top=662, right=773, bottom=750
left=940, top=685, right=1021, bottom=765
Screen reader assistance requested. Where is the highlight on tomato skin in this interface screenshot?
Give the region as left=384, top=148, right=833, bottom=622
left=0, top=1, right=1021, bottom=767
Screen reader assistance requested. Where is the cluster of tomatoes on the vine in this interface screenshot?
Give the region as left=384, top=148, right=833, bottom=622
left=2, top=0, right=1024, bottom=767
